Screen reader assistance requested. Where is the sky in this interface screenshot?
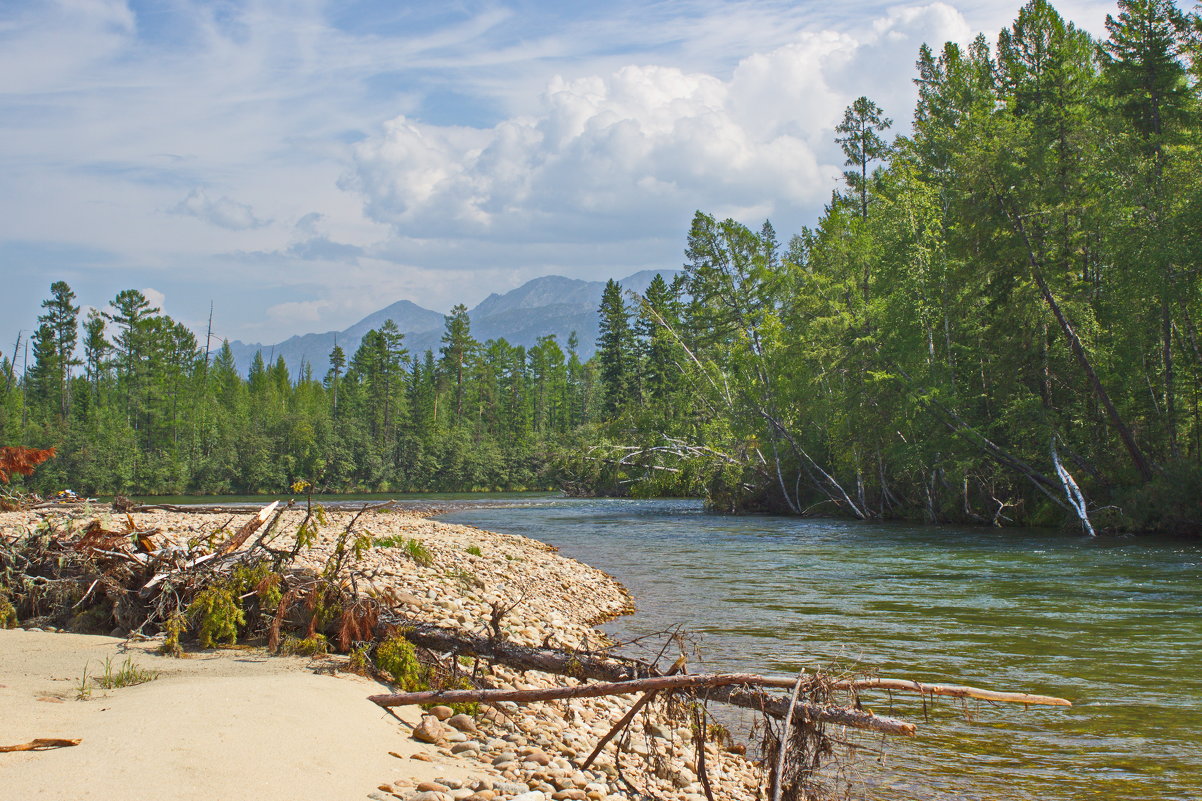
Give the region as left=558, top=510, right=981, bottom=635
left=1, top=0, right=1123, bottom=350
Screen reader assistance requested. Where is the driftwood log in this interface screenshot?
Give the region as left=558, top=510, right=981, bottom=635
left=379, top=624, right=1070, bottom=737
left=370, top=672, right=916, bottom=736
left=0, top=738, right=81, bottom=753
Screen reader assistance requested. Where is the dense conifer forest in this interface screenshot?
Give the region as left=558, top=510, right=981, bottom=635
left=4, top=0, right=1201, bottom=533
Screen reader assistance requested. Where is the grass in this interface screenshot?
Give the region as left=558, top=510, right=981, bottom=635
left=374, top=536, right=434, bottom=566
left=445, top=568, right=483, bottom=590
left=465, top=545, right=483, bottom=557
left=78, top=657, right=159, bottom=698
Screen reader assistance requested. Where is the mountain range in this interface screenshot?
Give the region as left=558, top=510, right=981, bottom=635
left=226, top=269, right=680, bottom=377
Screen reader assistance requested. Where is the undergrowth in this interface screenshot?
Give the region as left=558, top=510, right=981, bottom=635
left=79, top=656, right=159, bottom=698
left=374, top=536, right=434, bottom=566
left=187, top=583, right=244, bottom=648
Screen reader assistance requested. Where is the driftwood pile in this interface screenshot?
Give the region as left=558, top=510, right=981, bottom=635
left=1, top=501, right=1072, bottom=800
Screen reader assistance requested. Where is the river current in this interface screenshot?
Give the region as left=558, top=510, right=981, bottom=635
left=441, top=498, right=1202, bottom=801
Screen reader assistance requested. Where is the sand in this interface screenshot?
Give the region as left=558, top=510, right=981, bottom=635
left=0, top=629, right=486, bottom=801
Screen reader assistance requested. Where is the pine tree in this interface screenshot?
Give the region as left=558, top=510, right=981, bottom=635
left=597, top=280, right=636, bottom=417
left=439, top=305, right=476, bottom=423
left=326, top=342, right=346, bottom=419
left=835, top=97, right=892, bottom=219
left=29, top=282, right=80, bottom=420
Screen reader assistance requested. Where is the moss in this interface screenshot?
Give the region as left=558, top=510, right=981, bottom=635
left=376, top=635, right=428, bottom=692
left=232, top=562, right=283, bottom=610
left=280, top=633, right=329, bottom=656
left=66, top=605, right=110, bottom=634
left=440, top=675, right=479, bottom=716
left=347, top=642, right=373, bottom=676
left=158, top=613, right=186, bottom=657
left=187, top=583, right=245, bottom=648
left=0, top=598, right=17, bottom=629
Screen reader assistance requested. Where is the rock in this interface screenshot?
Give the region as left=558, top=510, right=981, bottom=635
left=471, top=780, right=495, bottom=792
left=410, top=753, right=433, bottom=762
left=429, top=705, right=455, bottom=721
left=450, top=742, right=480, bottom=754
left=435, top=778, right=463, bottom=790
left=367, top=793, right=394, bottom=801
left=414, top=716, right=448, bottom=744
left=451, top=791, right=474, bottom=801
left=647, top=723, right=672, bottom=740
left=409, top=793, right=442, bottom=801
left=510, top=793, right=546, bottom=801
left=493, top=782, right=530, bottom=796
left=524, top=750, right=551, bottom=766
left=416, top=782, right=449, bottom=792
left=447, top=713, right=478, bottom=733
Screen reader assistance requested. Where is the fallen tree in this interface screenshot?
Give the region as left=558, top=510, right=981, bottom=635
left=370, top=672, right=918, bottom=736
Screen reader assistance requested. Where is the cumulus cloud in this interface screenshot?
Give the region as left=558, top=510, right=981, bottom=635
left=141, top=287, right=166, bottom=312
left=170, top=188, right=268, bottom=230
left=346, top=4, right=972, bottom=244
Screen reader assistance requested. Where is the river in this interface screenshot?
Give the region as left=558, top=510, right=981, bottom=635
left=440, top=498, right=1202, bottom=801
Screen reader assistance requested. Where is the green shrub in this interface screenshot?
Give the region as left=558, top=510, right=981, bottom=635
left=280, top=633, right=329, bottom=656
left=158, top=613, right=186, bottom=657
left=0, top=598, right=17, bottom=629
left=465, top=545, right=483, bottom=557
left=347, top=642, right=372, bottom=675
left=375, top=635, right=428, bottom=691
left=187, top=584, right=244, bottom=648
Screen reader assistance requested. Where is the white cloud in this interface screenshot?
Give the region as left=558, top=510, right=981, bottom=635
left=170, top=188, right=268, bottom=230
left=346, top=4, right=972, bottom=245
left=141, top=287, right=166, bottom=313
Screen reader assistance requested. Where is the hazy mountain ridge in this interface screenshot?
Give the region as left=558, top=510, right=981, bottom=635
left=226, top=270, right=680, bottom=376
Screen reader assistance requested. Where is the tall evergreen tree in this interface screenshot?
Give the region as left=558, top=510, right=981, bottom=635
left=597, top=280, right=636, bottom=416
left=835, top=97, right=892, bottom=219
left=439, top=305, right=476, bottom=423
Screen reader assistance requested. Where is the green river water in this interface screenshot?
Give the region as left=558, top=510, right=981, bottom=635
left=437, top=498, right=1202, bottom=801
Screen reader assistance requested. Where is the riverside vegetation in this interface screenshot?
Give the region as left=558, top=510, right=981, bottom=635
left=4, top=1, right=1202, bottom=534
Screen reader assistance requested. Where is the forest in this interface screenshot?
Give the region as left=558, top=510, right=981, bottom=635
left=3, top=0, right=1201, bottom=534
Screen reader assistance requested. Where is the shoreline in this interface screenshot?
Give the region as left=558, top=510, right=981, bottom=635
left=0, top=505, right=761, bottom=801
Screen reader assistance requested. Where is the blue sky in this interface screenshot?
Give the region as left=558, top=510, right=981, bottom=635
left=1, top=0, right=1121, bottom=350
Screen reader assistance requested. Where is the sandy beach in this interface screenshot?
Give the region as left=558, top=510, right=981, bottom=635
left=0, top=505, right=762, bottom=801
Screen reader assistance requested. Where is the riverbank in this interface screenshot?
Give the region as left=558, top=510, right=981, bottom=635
left=0, top=505, right=764, bottom=801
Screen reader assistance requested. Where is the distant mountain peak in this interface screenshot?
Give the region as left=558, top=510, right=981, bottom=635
left=225, top=269, right=681, bottom=377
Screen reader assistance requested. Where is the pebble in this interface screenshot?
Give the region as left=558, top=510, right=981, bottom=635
left=447, top=714, right=478, bottom=733
left=414, top=716, right=448, bottom=744
left=416, top=782, right=449, bottom=792
left=493, top=782, right=530, bottom=795
left=429, top=705, right=455, bottom=721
